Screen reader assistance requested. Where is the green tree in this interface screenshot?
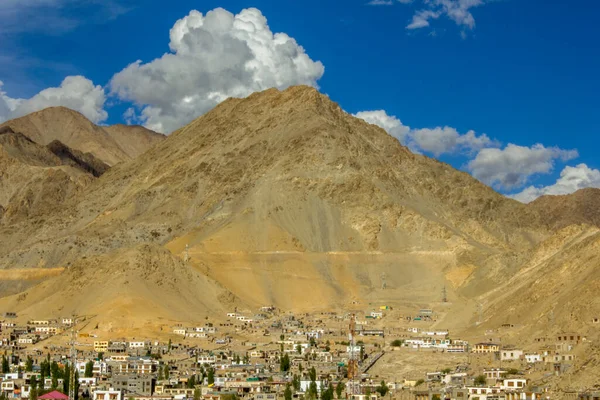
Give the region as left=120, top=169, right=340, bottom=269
left=63, top=363, right=71, bottom=394
left=296, top=344, right=303, bottom=354
left=307, top=381, right=318, bottom=400
left=84, top=361, right=94, bottom=378
left=74, top=369, right=80, bottom=400
left=309, top=337, right=317, bottom=347
left=292, top=374, right=301, bottom=391
left=390, top=340, right=403, bottom=347
left=376, top=381, right=389, bottom=397
left=321, top=384, right=334, bottom=400
left=309, top=367, right=317, bottom=382
left=40, top=360, right=49, bottom=379
left=164, top=365, right=170, bottom=380
left=432, top=395, right=441, bottom=400
left=335, top=382, right=343, bottom=399
left=30, top=376, right=39, bottom=400
left=415, top=379, right=424, bottom=387
left=207, top=368, right=214, bottom=385
left=193, top=388, right=201, bottom=400
left=284, top=384, right=293, bottom=400
left=187, top=375, right=196, bottom=388
left=280, top=354, right=291, bottom=373
left=474, top=375, right=487, bottom=387
left=158, top=366, right=165, bottom=381
left=365, top=387, right=371, bottom=398
left=1, top=355, right=8, bottom=373
left=168, top=339, right=172, bottom=352
left=26, top=356, right=34, bottom=372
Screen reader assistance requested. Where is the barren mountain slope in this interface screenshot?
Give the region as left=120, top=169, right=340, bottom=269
left=529, top=188, right=600, bottom=229
left=103, top=124, right=166, bottom=159
left=46, top=140, right=110, bottom=177
left=0, top=107, right=163, bottom=166
left=0, top=86, right=555, bottom=323
left=473, top=224, right=600, bottom=388
left=0, top=244, right=238, bottom=336
left=0, top=127, right=95, bottom=221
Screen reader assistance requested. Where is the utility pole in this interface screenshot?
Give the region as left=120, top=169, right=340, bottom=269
left=68, top=315, right=77, bottom=400
left=347, top=314, right=359, bottom=399
left=380, top=273, right=386, bottom=290
left=442, top=286, right=447, bottom=303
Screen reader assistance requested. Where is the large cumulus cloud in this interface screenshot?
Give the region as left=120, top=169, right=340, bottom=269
left=109, top=7, right=325, bottom=133
left=0, top=76, right=107, bottom=124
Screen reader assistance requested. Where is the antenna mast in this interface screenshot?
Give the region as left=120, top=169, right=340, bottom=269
left=68, top=315, right=77, bottom=400
left=347, top=314, right=359, bottom=398
left=380, top=273, right=386, bottom=290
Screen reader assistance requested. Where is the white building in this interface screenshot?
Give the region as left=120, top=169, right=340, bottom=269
left=79, top=377, right=96, bottom=386
left=93, top=389, right=122, bottom=400
left=300, top=380, right=328, bottom=394
left=129, top=341, right=147, bottom=348
left=501, top=379, right=527, bottom=391
left=197, top=355, right=217, bottom=365
left=501, top=349, right=524, bottom=361
left=525, top=353, right=541, bottom=364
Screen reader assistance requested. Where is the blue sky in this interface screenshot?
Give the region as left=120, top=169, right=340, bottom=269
left=0, top=0, right=599, bottom=202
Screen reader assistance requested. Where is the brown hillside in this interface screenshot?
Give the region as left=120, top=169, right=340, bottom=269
left=0, top=107, right=164, bottom=166
left=0, top=86, right=550, bottom=324
left=529, top=188, right=600, bottom=229
left=103, top=124, right=166, bottom=159
left=47, top=140, right=110, bottom=177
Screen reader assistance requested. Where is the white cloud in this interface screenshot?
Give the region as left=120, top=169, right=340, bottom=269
left=510, top=164, right=600, bottom=203
left=367, top=0, right=394, bottom=5
left=0, top=0, right=130, bottom=34
left=354, top=109, right=496, bottom=156
left=354, top=110, right=411, bottom=143
left=407, top=10, right=441, bottom=29
left=0, top=76, right=108, bottom=124
left=404, top=0, right=484, bottom=33
left=410, top=126, right=497, bottom=156
left=468, top=143, right=578, bottom=190
left=109, top=7, right=325, bottom=133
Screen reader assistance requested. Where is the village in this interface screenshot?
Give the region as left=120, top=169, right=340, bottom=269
left=0, top=308, right=596, bottom=400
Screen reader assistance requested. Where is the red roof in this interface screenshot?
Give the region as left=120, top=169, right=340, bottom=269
left=39, top=391, right=70, bottom=400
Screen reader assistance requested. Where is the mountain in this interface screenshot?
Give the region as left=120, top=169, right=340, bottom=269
left=0, top=86, right=597, bottom=342
left=0, top=107, right=164, bottom=166
left=46, top=140, right=110, bottom=177
left=529, top=188, right=600, bottom=229
left=103, top=124, right=166, bottom=160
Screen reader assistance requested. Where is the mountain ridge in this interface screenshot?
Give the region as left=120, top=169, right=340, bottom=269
left=0, top=86, right=597, bottom=344
left=0, top=106, right=165, bottom=166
